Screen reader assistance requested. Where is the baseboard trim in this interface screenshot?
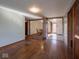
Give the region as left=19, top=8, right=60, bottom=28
left=0, top=39, right=25, bottom=48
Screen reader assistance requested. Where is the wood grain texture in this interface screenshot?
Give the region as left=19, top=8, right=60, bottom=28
left=0, top=35, right=72, bottom=59
left=68, top=0, right=79, bottom=59
left=74, top=1, right=79, bottom=59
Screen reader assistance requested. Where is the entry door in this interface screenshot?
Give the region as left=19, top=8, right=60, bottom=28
left=74, top=1, right=79, bottom=59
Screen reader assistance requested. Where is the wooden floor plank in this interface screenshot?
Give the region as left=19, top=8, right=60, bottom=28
left=0, top=35, right=72, bottom=59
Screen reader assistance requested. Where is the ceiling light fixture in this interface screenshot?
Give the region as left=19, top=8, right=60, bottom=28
left=29, top=6, right=41, bottom=13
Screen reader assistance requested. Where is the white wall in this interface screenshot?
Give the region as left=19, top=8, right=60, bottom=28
left=30, top=20, right=43, bottom=34
left=0, top=8, right=25, bottom=47
left=64, top=16, right=68, bottom=46
left=56, top=19, right=63, bottom=34
left=48, top=22, right=51, bottom=33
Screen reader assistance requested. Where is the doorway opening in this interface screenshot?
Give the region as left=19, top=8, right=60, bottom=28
left=52, top=23, right=57, bottom=34
left=48, top=18, right=63, bottom=40
left=25, top=22, right=28, bottom=35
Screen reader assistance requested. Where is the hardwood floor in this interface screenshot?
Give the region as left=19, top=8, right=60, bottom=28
left=0, top=35, right=72, bottom=59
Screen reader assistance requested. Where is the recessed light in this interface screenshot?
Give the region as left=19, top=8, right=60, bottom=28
left=29, top=6, right=41, bottom=13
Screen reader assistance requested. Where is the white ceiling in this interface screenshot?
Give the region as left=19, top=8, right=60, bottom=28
left=0, top=0, right=75, bottom=18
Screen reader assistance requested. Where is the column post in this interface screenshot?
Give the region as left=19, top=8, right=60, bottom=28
left=43, top=18, right=48, bottom=40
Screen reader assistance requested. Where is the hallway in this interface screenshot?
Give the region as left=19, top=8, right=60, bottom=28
left=0, top=35, right=72, bottom=59
left=0, top=0, right=78, bottom=59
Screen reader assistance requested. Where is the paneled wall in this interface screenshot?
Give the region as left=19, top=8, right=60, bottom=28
left=67, top=0, right=79, bottom=58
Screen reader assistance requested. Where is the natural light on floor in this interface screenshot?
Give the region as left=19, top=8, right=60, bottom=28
left=48, top=34, right=57, bottom=40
